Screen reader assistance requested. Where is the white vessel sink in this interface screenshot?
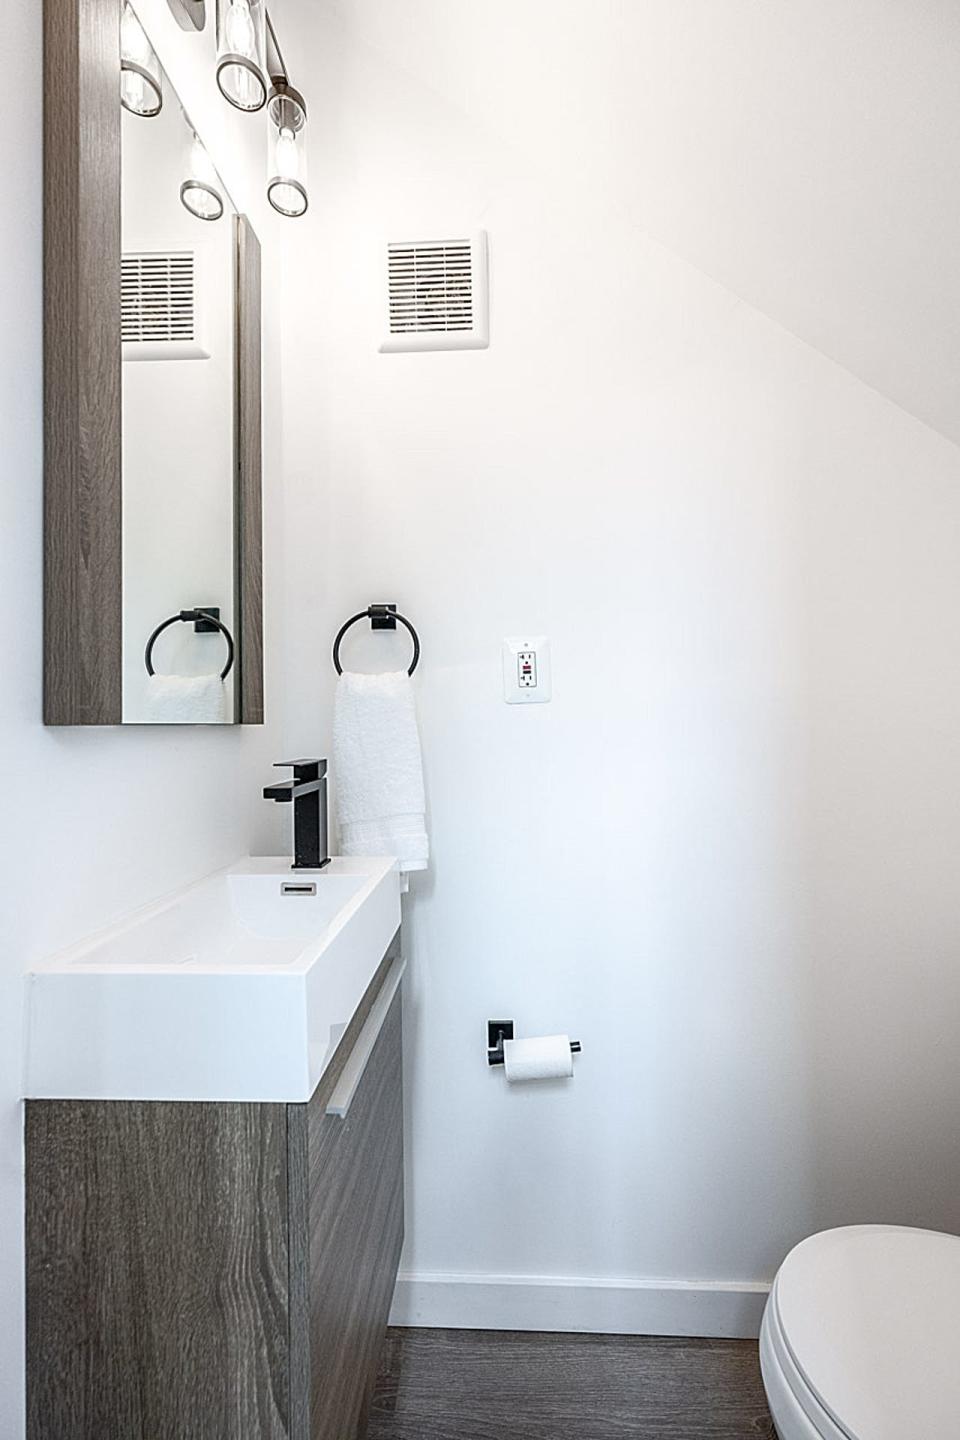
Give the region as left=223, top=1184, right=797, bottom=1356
left=24, top=857, right=401, bottom=1103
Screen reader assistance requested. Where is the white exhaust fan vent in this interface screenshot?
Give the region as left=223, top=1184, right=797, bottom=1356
left=381, top=231, right=489, bottom=352
left=122, top=251, right=209, bottom=360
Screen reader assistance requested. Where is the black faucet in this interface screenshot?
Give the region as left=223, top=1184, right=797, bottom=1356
left=263, top=760, right=331, bottom=870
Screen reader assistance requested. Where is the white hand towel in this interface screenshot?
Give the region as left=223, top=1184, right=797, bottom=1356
left=333, top=670, right=428, bottom=873
left=145, top=673, right=227, bottom=724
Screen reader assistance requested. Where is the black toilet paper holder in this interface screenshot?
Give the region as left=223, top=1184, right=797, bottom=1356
left=486, top=1019, right=582, bottom=1067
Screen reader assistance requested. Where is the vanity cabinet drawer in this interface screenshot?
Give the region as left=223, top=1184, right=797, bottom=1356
left=291, top=972, right=404, bottom=1440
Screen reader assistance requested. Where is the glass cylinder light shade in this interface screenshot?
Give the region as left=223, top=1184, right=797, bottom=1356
left=180, top=134, right=225, bottom=221
left=216, top=0, right=267, bottom=112
left=120, top=3, right=163, bottom=117
left=267, top=94, right=308, bottom=217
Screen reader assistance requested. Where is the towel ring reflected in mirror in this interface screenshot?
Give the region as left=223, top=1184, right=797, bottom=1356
left=144, top=609, right=236, bottom=680
left=332, top=605, right=421, bottom=676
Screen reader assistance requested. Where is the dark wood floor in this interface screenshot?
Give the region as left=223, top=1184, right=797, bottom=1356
left=367, top=1328, right=776, bottom=1440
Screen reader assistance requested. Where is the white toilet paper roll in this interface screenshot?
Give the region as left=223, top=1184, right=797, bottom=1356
left=502, top=1034, right=574, bottom=1083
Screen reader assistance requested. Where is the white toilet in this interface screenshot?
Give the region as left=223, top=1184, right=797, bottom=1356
left=760, top=1225, right=960, bottom=1439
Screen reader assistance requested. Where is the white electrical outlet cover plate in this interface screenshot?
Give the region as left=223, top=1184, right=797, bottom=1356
left=502, top=636, right=551, bottom=704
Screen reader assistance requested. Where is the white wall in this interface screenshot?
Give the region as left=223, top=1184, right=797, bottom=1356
left=0, top=7, right=287, bottom=1429
left=318, top=0, right=960, bottom=446
left=275, top=5, right=960, bottom=1333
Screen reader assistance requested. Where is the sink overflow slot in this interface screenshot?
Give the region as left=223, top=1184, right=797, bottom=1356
left=281, top=882, right=317, bottom=897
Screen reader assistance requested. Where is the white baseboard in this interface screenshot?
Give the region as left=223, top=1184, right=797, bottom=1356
left=389, top=1271, right=771, bottom=1340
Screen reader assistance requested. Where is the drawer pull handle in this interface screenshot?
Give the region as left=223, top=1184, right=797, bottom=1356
left=327, top=957, right=405, bottom=1119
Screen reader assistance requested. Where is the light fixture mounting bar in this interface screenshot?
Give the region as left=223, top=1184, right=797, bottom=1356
left=265, top=11, right=307, bottom=130
left=265, top=11, right=286, bottom=85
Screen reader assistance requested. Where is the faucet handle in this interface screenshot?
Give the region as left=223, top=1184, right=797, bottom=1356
left=274, top=759, right=327, bottom=780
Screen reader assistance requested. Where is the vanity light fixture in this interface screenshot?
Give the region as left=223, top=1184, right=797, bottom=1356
left=265, top=15, right=308, bottom=217
left=267, top=91, right=308, bottom=217
left=180, top=132, right=225, bottom=221
left=216, top=0, right=268, bottom=112
left=120, top=2, right=163, bottom=117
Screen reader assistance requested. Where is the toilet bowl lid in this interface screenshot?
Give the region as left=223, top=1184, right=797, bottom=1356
left=773, top=1225, right=960, bottom=1440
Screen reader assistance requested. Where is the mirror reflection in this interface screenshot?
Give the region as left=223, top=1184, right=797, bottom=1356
left=120, top=7, right=240, bottom=724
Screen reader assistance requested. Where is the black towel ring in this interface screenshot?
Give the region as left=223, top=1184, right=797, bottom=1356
left=333, top=604, right=421, bottom=676
left=144, top=609, right=235, bottom=680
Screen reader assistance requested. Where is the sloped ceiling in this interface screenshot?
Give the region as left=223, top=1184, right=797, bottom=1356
left=318, top=0, right=960, bottom=445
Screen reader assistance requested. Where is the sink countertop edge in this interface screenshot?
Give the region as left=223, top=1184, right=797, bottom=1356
left=23, top=857, right=403, bottom=1104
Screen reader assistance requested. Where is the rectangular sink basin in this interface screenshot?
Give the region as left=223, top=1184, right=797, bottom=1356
left=25, top=857, right=401, bottom=1103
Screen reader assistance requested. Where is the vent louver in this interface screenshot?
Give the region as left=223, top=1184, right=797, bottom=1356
left=381, top=232, right=489, bottom=352
left=389, top=240, right=472, bottom=334
left=122, top=251, right=196, bottom=345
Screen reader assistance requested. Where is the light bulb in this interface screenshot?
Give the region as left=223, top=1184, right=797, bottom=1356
left=191, top=138, right=218, bottom=187
left=120, top=5, right=151, bottom=65
left=225, top=65, right=261, bottom=110
left=224, top=0, right=255, bottom=59
left=120, top=2, right=163, bottom=116
left=216, top=0, right=266, bottom=110
left=121, top=71, right=148, bottom=113
left=268, top=123, right=308, bottom=216
left=180, top=135, right=225, bottom=221
left=275, top=127, right=299, bottom=182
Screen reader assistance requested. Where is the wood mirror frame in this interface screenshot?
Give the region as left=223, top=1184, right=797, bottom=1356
left=43, top=0, right=264, bottom=726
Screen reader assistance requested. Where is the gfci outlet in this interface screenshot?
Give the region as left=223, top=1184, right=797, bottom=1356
left=502, top=636, right=551, bottom=704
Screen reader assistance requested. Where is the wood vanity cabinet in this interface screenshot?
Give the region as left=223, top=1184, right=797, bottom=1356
left=25, top=934, right=404, bottom=1440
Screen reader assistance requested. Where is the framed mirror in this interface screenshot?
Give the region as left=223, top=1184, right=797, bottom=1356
left=43, top=0, right=263, bottom=726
